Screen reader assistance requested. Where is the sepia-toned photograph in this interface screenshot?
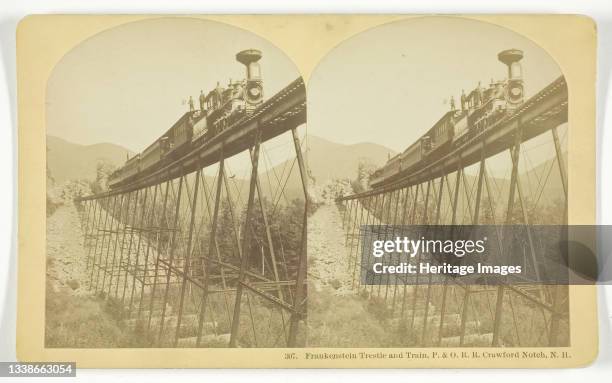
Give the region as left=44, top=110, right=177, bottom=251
left=305, top=16, right=569, bottom=348
left=44, top=16, right=570, bottom=350
left=45, top=17, right=307, bottom=348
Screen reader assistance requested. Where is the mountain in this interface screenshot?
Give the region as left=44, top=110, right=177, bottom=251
left=305, top=135, right=396, bottom=183
left=47, top=136, right=133, bottom=184
left=450, top=153, right=568, bottom=224
left=521, top=153, right=567, bottom=203
left=250, top=135, right=396, bottom=202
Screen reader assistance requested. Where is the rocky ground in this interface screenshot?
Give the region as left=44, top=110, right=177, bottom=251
left=306, top=200, right=497, bottom=348
left=306, top=201, right=395, bottom=346
left=45, top=202, right=147, bottom=348
left=46, top=202, right=90, bottom=296
left=307, top=203, right=354, bottom=295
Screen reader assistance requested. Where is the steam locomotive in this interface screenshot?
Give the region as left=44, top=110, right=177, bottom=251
left=108, top=49, right=265, bottom=189
left=369, top=49, right=525, bottom=188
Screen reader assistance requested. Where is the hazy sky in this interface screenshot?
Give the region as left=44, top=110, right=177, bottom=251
left=308, top=16, right=564, bottom=155
left=46, top=17, right=301, bottom=153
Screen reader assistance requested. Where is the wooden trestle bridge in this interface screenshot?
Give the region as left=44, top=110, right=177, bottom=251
left=76, top=78, right=308, bottom=348
left=337, top=76, right=570, bottom=347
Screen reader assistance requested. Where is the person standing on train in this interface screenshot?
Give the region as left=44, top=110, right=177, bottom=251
left=189, top=95, right=195, bottom=112
left=199, top=90, right=206, bottom=112
left=476, top=82, right=483, bottom=106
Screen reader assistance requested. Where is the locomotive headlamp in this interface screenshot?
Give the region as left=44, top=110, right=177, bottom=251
left=510, top=87, right=522, bottom=97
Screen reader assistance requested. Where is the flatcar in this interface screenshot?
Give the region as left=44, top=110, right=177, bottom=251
left=108, top=49, right=264, bottom=189
left=369, top=49, right=525, bottom=189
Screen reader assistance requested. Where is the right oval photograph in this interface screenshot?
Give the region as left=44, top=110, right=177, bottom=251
left=306, top=16, right=569, bottom=348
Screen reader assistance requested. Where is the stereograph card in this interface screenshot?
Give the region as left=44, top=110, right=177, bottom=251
left=16, top=14, right=597, bottom=368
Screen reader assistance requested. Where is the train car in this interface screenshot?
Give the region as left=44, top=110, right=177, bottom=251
left=192, top=112, right=209, bottom=141
left=123, top=154, right=141, bottom=180
left=108, top=153, right=141, bottom=188
left=140, top=139, right=163, bottom=173
left=163, top=112, right=197, bottom=157
left=425, top=110, right=458, bottom=155
left=383, top=155, right=401, bottom=180
left=108, top=168, right=123, bottom=188
left=452, top=112, right=470, bottom=146
left=399, top=139, right=425, bottom=173
left=369, top=154, right=401, bottom=186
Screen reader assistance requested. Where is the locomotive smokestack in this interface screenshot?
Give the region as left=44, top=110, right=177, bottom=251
left=498, top=49, right=525, bottom=107
left=237, top=49, right=264, bottom=110
left=236, top=49, right=262, bottom=80
left=498, top=49, right=524, bottom=80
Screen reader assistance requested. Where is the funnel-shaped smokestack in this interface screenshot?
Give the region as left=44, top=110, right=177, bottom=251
left=237, top=49, right=264, bottom=110
left=498, top=49, right=523, bottom=80
left=236, top=49, right=262, bottom=80
left=498, top=49, right=524, bottom=107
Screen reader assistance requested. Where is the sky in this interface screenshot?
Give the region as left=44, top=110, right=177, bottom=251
left=46, top=17, right=301, bottom=154
left=307, top=16, right=566, bottom=175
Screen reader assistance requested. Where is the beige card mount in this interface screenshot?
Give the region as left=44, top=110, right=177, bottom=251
left=17, top=14, right=597, bottom=368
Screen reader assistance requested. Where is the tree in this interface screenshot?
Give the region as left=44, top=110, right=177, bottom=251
left=352, top=157, right=377, bottom=194
left=91, top=160, right=116, bottom=194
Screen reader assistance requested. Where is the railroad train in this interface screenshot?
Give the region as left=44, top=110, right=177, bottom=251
left=369, top=49, right=525, bottom=188
left=107, top=49, right=265, bottom=189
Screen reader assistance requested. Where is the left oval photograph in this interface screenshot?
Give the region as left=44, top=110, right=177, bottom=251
left=45, top=17, right=308, bottom=349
